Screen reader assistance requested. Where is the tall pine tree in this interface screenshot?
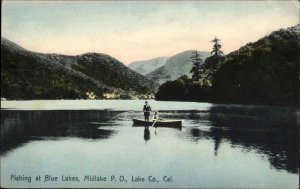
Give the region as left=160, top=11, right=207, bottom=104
left=190, top=51, right=203, bottom=81
left=211, top=37, right=223, bottom=57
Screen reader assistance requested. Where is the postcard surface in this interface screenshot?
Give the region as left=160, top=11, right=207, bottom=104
left=1, top=1, right=299, bottom=188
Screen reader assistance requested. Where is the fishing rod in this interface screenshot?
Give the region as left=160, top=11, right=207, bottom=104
left=111, top=110, right=160, bottom=120
left=110, top=110, right=136, bottom=120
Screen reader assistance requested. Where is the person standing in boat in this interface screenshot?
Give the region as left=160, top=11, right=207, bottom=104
left=143, top=101, right=152, bottom=122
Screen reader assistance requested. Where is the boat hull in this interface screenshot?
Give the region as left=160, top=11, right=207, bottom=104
left=132, top=118, right=182, bottom=129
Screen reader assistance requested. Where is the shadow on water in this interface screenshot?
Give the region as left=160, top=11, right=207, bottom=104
left=1, top=110, right=122, bottom=156
left=182, top=105, right=298, bottom=174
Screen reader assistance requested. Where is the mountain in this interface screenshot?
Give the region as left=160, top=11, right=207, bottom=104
left=146, top=50, right=210, bottom=84
left=128, top=56, right=169, bottom=75
left=1, top=37, right=159, bottom=100
left=156, top=24, right=300, bottom=106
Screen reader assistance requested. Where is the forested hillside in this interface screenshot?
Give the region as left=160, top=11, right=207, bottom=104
left=1, top=38, right=159, bottom=100
left=156, top=25, right=300, bottom=106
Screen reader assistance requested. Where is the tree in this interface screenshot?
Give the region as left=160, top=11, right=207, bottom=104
left=211, top=37, right=223, bottom=57
left=190, top=51, right=203, bottom=81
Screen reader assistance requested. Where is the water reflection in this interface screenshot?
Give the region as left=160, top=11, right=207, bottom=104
left=1, top=110, right=121, bottom=156
left=180, top=105, right=298, bottom=174
left=128, top=105, right=298, bottom=174
left=1, top=105, right=298, bottom=176
left=144, top=127, right=151, bottom=142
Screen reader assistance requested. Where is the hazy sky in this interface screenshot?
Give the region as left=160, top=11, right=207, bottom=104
left=2, top=1, right=299, bottom=64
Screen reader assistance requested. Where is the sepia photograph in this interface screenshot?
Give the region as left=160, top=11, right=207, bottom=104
left=1, top=0, right=299, bottom=188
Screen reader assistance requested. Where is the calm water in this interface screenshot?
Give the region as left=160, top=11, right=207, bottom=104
left=1, top=100, right=298, bottom=188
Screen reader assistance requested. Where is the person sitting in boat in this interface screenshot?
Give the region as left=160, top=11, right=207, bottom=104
left=152, top=111, right=158, bottom=120
left=143, top=101, right=151, bottom=121
left=152, top=111, right=164, bottom=121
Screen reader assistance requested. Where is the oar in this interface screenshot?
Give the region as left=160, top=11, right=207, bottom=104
left=151, top=110, right=164, bottom=127
left=151, top=118, right=158, bottom=127
left=151, top=110, right=159, bottom=128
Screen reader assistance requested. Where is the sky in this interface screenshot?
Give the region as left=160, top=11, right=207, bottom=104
left=2, top=1, right=299, bottom=64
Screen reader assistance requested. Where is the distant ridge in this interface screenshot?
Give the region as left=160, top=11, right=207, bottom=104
left=128, top=56, right=169, bottom=75
left=146, top=50, right=210, bottom=84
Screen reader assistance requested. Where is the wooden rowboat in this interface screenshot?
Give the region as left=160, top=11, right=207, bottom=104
left=132, top=118, right=182, bottom=129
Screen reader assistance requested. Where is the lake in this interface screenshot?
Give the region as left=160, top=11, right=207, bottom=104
left=1, top=100, right=298, bottom=188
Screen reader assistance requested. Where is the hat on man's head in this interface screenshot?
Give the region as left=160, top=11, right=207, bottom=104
left=145, top=101, right=148, bottom=103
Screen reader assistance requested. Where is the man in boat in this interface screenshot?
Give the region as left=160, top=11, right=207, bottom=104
left=143, top=101, right=152, bottom=122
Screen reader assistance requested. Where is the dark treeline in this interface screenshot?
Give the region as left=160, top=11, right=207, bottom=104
left=156, top=25, right=299, bottom=106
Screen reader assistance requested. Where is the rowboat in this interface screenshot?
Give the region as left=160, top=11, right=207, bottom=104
left=132, top=118, right=182, bottom=129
